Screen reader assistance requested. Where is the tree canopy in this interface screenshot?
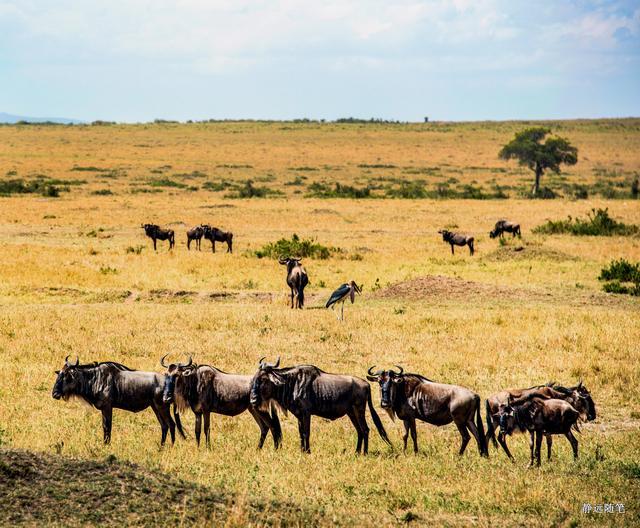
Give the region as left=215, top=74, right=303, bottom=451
left=499, top=127, right=578, bottom=196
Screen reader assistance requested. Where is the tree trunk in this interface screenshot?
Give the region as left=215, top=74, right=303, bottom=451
left=532, top=163, right=542, bottom=196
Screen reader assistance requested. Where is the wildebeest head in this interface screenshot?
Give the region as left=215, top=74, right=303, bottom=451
left=278, top=257, right=302, bottom=274
left=160, top=354, right=193, bottom=403
left=561, top=381, right=596, bottom=421
left=249, top=356, right=282, bottom=409
left=575, top=382, right=596, bottom=421
left=437, top=230, right=452, bottom=243
left=489, top=228, right=499, bottom=239
left=142, top=223, right=158, bottom=236
left=498, top=403, right=516, bottom=434
left=366, top=365, right=404, bottom=410
left=52, top=355, right=81, bottom=400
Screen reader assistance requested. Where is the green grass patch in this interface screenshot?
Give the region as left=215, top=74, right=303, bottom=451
left=148, top=178, right=187, bottom=189
left=224, top=180, right=283, bottom=198
left=533, top=208, right=639, bottom=236
left=307, top=182, right=373, bottom=198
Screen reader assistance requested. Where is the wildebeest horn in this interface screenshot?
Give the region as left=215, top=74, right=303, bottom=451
left=367, top=365, right=383, bottom=377
left=178, top=356, right=192, bottom=368
left=393, top=365, right=404, bottom=375
left=278, top=257, right=287, bottom=264
left=260, top=356, right=280, bottom=369
left=65, top=355, right=79, bottom=367
left=160, top=354, right=170, bottom=368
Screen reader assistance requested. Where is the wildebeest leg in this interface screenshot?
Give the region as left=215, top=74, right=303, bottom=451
left=152, top=406, right=169, bottom=446
left=101, top=407, right=113, bottom=444
left=212, top=240, right=216, bottom=253
left=187, top=238, right=191, bottom=250
left=203, top=412, right=211, bottom=449
left=354, top=405, right=370, bottom=454
left=456, top=423, right=470, bottom=455
left=402, top=420, right=410, bottom=451
left=466, top=417, right=484, bottom=456
left=347, top=411, right=364, bottom=454
left=409, top=419, right=418, bottom=453
left=450, top=243, right=455, bottom=255
left=546, top=435, right=553, bottom=460
left=528, top=431, right=535, bottom=467
left=248, top=407, right=269, bottom=449
left=298, top=414, right=311, bottom=453
left=153, top=238, right=157, bottom=251
left=290, top=288, right=294, bottom=309
left=468, top=240, right=474, bottom=256
left=497, top=432, right=514, bottom=461
left=535, top=431, right=543, bottom=467
left=195, top=412, right=202, bottom=446
left=565, top=431, right=579, bottom=460
left=158, top=405, right=176, bottom=444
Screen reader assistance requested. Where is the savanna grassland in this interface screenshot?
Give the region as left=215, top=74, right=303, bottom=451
left=0, top=120, right=639, bottom=527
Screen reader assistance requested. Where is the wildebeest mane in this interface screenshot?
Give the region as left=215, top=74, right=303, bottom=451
left=402, top=373, right=436, bottom=383
left=270, top=365, right=322, bottom=409
left=74, top=361, right=134, bottom=372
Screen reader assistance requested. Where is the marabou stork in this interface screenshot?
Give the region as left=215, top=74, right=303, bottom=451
left=325, top=280, right=361, bottom=321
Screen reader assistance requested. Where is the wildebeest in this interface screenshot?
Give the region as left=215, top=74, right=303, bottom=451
left=498, top=397, right=580, bottom=466
left=202, top=225, right=233, bottom=253
left=250, top=357, right=391, bottom=454
left=438, top=229, right=475, bottom=256
left=142, top=223, right=175, bottom=251
left=51, top=355, right=185, bottom=445
left=367, top=366, right=488, bottom=457
left=485, top=382, right=595, bottom=460
left=161, top=355, right=281, bottom=449
left=186, top=226, right=204, bottom=250
left=489, top=219, right=521, bottom=239
left=279, top=257, right=309, bottom=309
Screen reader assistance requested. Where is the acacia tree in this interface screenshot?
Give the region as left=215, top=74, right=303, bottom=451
left=499, top=127, right=578, bottom=196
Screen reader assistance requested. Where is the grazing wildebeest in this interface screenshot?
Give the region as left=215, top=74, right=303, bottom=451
left=142, top=223, right=175, bottom=251
left=438, top=229, right=475, bottom=256
left=202, top=225, right=233, bottom=253
left=250, top=357, right=391, bottom=454
left=498, top=397, right=580, bottom=467
left=51, top=355, right=185, bottom=445
left=367, top=366, right=488, bottom=457
left=186, top=225, right=204, bottom=250
left=486, top=382, right=595, bottom=460
left=279, top=257, right=309, bottom=309
left=490, top=219, right=521, bottom=239
left=161, top=355, right=281, bottom=449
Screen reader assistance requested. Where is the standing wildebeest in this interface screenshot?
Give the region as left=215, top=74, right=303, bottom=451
left=142, top=223, right=175, bottom=251
left=161, top=355, right=281, bottom=449
left=51, top=355, right=185, bottom=445
left=279, top=257, right=309, bottom=309
left=438, top=229, right=475, bottom=256
left=202, top=225, right=233, bottom=253
left=186, top=225, right=204, bottom=250
left=367, top=366, right=488, bottom=457
left=250, top=357, right=391, bottom=454
left=485, top=382, right=595, bottom=460
left=489, top=219, right=521, bottom=239
left=498, top=397, right=581, bottom=467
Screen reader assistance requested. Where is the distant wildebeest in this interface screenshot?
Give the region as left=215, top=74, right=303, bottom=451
left=486, top=382, right=595, bottom=460
left=489, top=219, right=521, bottom=239
left=279, top=257, right=309, bottom=309
left=52, top=355, right=185, bottom=445
left=161, top=355, right=281, bottom=449
left=498, top=397, right=581, bottom=467
left=250, top=357, right=391, bottom=454
left=202, top=225, right=233, bottom=253
left=142, top=223, right=175, bottom=251
left=367, top=366, right=488, bottom=456
left=186, top=226, right=204, bottom=250
left=438, top=229, right=475, bottom=256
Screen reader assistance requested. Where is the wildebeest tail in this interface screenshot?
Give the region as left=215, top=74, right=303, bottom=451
left=469, top=238, right=475, bottom=256
left=270, top=404, right=282, bottom=448
left=173, top=404, right=187, bottom=439
left=485, top=400, right=497, bottom=448
left=367, top=388, right=392, bottom=447
left=475, top=396, right=488, bottom=456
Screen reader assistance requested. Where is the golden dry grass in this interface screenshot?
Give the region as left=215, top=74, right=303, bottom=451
left=0, top=120, right=639, bottom=526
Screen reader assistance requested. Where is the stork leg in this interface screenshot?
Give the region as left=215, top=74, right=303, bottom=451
left=340, top=301, right=345, bottom=321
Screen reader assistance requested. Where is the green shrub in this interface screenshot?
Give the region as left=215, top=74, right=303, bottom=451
left=254, top=234, right=334, bottom=259
left=91, top=189, right=113, bottom=196
left=533, top=208, right=639, bottom=236
left=385, top=181, right=428, bottom=199
left=307, top=182, right=372, bottom=198
left=148, top=178, right=187, bottom=188
left=202, top=180, right=233, bottom=191
left=599, top=259, right=640, bottom=296
left=225, top=180, right=282, bottom=198
left=126, top=245, right=145, bottom=255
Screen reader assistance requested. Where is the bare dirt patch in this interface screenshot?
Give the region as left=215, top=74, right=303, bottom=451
left=482, top=241, right=578, bottom=262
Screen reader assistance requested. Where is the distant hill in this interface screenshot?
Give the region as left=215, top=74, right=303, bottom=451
left=0, top=112, right=83, bottom=124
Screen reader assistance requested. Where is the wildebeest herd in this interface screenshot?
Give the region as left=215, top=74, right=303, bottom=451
left=52, top=214, right=597, bottom=466
left=52, top=355, right=595, bottom=466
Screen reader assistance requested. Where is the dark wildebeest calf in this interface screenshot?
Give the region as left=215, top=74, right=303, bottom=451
left=498, top=397, right=581, bottom=467
left=52, top=356, right=185, bottom=445
left=202, top=225, right=233, bottom=253
left=161, top=355, right=281, bottom=449
left=279, top=257, right=309, bottom=309
left=490, top=219, right=521, bottom=239
left=186, top=226, right=204, bottom=250
left=367, top=366, right=488, bottom=457
left=438, top=229, right=475, bottom=256
left=250, top=357, right=391, bottom=454
left=486, top=382, right=595, bottom=460
left=142, top=223, right=175, bottom=251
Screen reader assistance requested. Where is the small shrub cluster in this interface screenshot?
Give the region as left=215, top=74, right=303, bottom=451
left=598, top=259, right=640, bottom=296
left=0, top=179, right=62, bottom=197
left=533, top=208, right=639, bottom=236
left=225, top=180, right=283, bottom=199
left=254, top=234, right=333, bottom=259
left=148, top=178, right=187, bottom=189
left=306, top=182, right=372, bottom=198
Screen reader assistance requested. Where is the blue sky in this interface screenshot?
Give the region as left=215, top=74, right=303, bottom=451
left=1, top=0, right=638, bottom=122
